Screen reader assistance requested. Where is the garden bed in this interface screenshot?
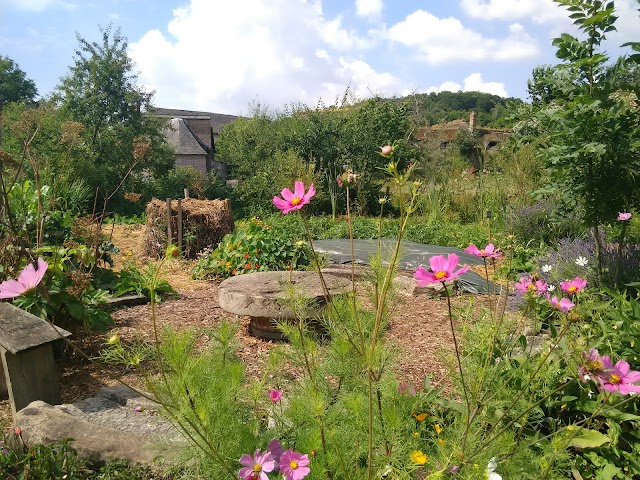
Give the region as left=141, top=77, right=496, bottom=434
left=1, top=224, right=459, bottom=434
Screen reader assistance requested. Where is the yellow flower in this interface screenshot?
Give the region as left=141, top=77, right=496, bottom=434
left=409, top=450, right=428, bottom=465
left=435, top=423, right=443, bottom=435
left=107, top=334, right=120, bottom=345
left=413, top=413, right=428, bottom=423
left=412, top=432, right=420, bottom=438
left=437, top=438, right=446, bottom=446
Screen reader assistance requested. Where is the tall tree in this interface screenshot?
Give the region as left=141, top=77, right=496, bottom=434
left=521, top=0, right=640, bottom=275
left=0, top=56, right=38, bottom=104
left=56, top=25, right=173, bottom=210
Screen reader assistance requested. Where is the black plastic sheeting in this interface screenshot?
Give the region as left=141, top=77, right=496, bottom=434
left=313, top=238, right=500, bottom=294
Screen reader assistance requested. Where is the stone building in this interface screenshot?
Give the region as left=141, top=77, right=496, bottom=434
left=151, top=107, right=240, bottom=177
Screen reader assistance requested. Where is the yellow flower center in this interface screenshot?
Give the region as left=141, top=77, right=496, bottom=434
left=568, top=286, right=578, bottom=293
left=435, top=271, right=447, bottom=280
left=290, top=461, right=298, bottom=469
left=527, top=284, right=536, bottom=290
left=610, top=373, right=621, bottom=384
left=592, top=360, right=602, bottom=370
left=253, top=463, right=262, bottom=472
left=290, top=197, right=302, bottom=205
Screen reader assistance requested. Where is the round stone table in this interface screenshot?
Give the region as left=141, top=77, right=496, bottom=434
left=218, top=271, right=351, bottom=340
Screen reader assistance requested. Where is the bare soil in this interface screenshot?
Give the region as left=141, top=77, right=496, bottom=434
left=2, top=224, right=462, bottom=431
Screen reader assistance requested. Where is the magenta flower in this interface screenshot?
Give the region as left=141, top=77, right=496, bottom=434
left=618, top=212, right=632, bottom=221
left=273, top=182, right=315, bottom=214
left=600, top=357, right=640, bottom=395
left=546, top=294, right=574, bottom=312
left=269, top=389, right=283, bottom=403
left=464, top=243, right=502, bottom=258
left=239, top=449, right=276, bottom=480
left=280, top=449, right=311, bottom=480
left=414, top=254, right=470, bottom=286
left=336, top=175, right=343, bottom=188
left=267, top=439, right=283, bottom=466
left=514, top=276, right=547, bottom=296
left=560, top=276, right=587, bottom=295
left=0, top=258, right=48, bottom=299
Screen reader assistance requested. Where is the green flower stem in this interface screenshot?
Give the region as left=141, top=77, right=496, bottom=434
left=615, top=223, right=627, bottom=289
left=444, top=284, right=472, bottom=452
left=346, top=186, right=366, bottom=351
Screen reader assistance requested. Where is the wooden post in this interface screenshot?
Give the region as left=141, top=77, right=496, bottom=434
left=0, top=303, right=71, bottom=421
left=166, top=198, right=172, bottom=247
left=184, top=188, right=189, bottom=199
left=177, top=198, right=183, bottom=252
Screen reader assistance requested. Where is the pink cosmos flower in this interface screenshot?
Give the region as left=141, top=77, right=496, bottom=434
left=560, top=276, right=587, bottom=295
left=336, top=175, right=343, bottom=188
left=381, top=145, right=393, bottom=156
left=280, top=450, right=311, bottom=480
left=546, top=294, right=574, bottom=312
left=618, top=212, right=632, bottom=221
left=414, top=254, right=470, bottom=286
left=239, top=449, right=276, bottom=480
left=514, top=276, right=547, bottom=296
left=273, top=182, right=315, bottom=214
left=600, top=357, right=640, bottom=395
left=267, top=439, right=283, bottom=466
left=464, top=243, right=502, bottom=258
left=0, top=258, right=48, bottom=299
left=269, top=389, right=283, bottom=403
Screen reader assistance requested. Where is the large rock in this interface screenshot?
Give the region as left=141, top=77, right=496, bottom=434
left=219, top=271, right=351, bottom=320
left=15, top=386, right=185, bottom=466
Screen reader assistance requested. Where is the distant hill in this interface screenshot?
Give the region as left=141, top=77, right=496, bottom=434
left=392, top=90, right=524, bottom=128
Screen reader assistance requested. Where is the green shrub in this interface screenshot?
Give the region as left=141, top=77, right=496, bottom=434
left=191, top=217, right=313, bottom=279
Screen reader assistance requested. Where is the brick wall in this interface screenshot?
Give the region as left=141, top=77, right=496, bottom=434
left=176, top=154, right=207, bottom=174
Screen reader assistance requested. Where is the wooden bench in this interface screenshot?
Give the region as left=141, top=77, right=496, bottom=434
left=0, top=303, right=71, bottom=421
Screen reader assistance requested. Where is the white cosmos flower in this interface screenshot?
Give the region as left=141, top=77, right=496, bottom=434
left=547, top=284, right=556, bottom=292
left=487, top=457, right=502, bottom=480
left=576, top=256, right=589, bottom=267
left=541, top=264, right=552, bottom=273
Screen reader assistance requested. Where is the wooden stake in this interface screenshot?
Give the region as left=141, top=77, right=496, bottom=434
left=166, top=198, right=172, bottom=247
left=177, top=198, right=183, bottom=252
left=184, top=188, right=189, bottom=199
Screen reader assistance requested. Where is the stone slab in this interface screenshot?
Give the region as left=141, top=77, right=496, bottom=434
left=219, top=271, right=351, bottom=319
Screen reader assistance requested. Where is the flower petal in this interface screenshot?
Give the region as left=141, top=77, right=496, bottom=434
left=303, top=183, right=316, bottom=202
left=239, top=454, right=254, bottom=467
left=280, top=188, right=295, bottom=201
left=293, top=181, right=305, bottom=199
left=0, top=279, right=28, bottom=299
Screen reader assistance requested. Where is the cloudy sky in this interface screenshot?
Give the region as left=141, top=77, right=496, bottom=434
left=1, top=0, right=639, bottom=115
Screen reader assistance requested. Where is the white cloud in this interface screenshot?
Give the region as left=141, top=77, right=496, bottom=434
left=425, top=73, right=508, bottom=97
left=608, top=0, right=640, bottom=45
left=128, top=0, right=402, bottom=114
left=386, top=9, right=539, bottom=64
left=459, top=0, right=568, bottom=23
left=355, top=0, right=383, bottom=18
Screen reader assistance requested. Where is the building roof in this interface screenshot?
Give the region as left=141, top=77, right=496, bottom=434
left=151, top=107, right=241, bottom=134
left=165, top=118, right=208, bottom=155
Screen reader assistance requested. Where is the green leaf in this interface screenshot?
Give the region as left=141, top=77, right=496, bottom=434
left=568, top=428, right=610, bottom=449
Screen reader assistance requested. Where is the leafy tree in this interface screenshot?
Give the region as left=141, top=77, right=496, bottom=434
left=56, top=25, right=173, bottom=212
left=0, top=56, right=38, bottom=104
left=521, top=0, right=640, bottom=276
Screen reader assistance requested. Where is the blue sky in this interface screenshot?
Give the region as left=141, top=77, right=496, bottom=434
left=1, top=0, right=639, bottom=115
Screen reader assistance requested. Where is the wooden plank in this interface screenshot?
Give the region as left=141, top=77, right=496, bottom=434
left=2, top=344, right=61, bottom=420
left=184, top=188, right=189, bottom=199
left=0, top=303, right=70, bottom=354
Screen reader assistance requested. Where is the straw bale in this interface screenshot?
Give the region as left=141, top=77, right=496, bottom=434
left=144, top=198, right=234, bottom=258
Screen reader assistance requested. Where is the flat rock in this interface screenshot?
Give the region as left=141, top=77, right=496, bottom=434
left=15, top=386, right=185, bottom=467
left=219, top=271, right=351, bottom=319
